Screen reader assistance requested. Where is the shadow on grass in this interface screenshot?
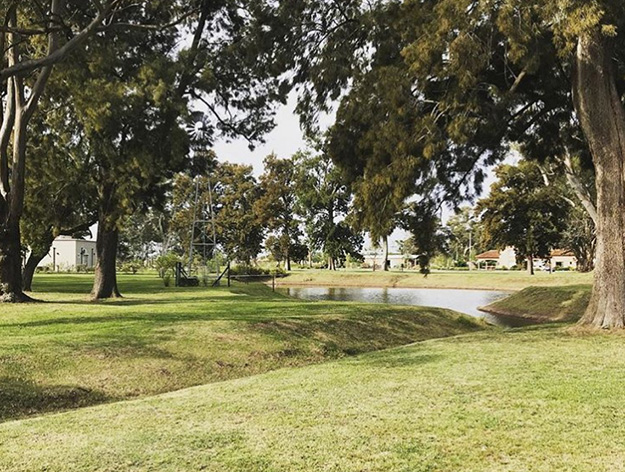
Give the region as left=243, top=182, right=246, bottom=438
left=0, top=378, right=116, bottom=423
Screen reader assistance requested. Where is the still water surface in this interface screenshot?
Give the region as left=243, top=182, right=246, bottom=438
left=283, top=286, right=523, bottom=327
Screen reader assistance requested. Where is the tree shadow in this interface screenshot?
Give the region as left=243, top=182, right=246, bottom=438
left=0, top=377, right=116, bottom=423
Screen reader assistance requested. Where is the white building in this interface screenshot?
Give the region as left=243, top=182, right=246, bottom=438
left=39, top=236, right=98, bottom=271
left=362, top=252, right=418, bottom=270
left=549, top=249, right=577, bottom=270
left=475, top=247, right=517, bottom=270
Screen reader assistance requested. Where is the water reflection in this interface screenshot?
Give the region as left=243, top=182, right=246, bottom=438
left=284, top=286, right=524, bottom=328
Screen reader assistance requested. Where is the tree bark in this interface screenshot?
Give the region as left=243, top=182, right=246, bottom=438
left=23, top=249, right=49, bottom=292
left=573, top=31, right=625, bottom=328
left=91, top=219, right=121, bottom=300
left=527, top=255, right=534, bottom=276
left=382, top=236, right=389, bottom=271
left=0, top=219, right=29, bottom=301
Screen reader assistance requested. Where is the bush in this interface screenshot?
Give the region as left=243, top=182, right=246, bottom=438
left=155, top=252, right=181, bottom=278
left=119, top=260, right=142, bottom=274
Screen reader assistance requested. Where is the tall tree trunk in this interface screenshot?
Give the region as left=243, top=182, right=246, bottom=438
left=91, top=218, right=121, bottom=300
left=573, top=32, right=625, bottom=328
left=382, top=236, right=389, bottom=271
left=527, top=255, right=534, bottom=276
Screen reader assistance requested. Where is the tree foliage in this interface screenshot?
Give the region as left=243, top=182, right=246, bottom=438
left=477, top=161, right=569, bottom=273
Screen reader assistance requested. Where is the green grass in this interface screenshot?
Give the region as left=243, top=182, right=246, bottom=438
left=482, top=285, right=592, bottom=323
left=3, top=327, right=625, bottom=471
left=280, top=268, right=593, bottom=291
left=0, top=274, right=484, bottom=422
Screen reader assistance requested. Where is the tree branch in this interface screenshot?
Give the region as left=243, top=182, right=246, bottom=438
left=562, top=150, right=597, bottom=225
left=0, top=0, right=116, bottom=81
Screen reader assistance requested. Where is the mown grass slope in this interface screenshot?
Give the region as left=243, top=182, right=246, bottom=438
left=1, top=327, right=624, bottom=472
left=280, top=269, right=593, bottom=291
left=0, top=274, right=484, bottom=421
left=482, top=285, right=592, bottom=323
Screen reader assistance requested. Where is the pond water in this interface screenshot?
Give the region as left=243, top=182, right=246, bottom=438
left=283, top=286, right=526, bottom=328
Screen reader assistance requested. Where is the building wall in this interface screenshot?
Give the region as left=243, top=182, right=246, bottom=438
left=39, top=238, right=97, bottom=270
left=498, top=247, right=517, bottom=269
left=550, top=256, right=577, bottom=270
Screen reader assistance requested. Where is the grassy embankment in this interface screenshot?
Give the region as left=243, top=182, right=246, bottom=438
left=482, top=285, right=592, bottom=323
left=279, top=268, right=593, bottom=291
left=3, top=327, right=625, bottom=471
left=0, top=273, right=484, bottom=422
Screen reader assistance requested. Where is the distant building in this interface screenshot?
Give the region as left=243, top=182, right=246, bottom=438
left=475, top=247, right=517, bottom=270
left=549, top=249, right=577, bottom=270
left=38, top=236, right=97, bottom=271
left=362, top=252, right=418, bottom=270
left=475, top=247, right=578, bottom=271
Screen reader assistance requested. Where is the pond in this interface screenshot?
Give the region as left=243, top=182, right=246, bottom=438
left=283, top=286, right=527, bottom=328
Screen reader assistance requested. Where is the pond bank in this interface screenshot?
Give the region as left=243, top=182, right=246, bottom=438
left=277, top=269, right=593, bottom=292
left=480, top=285, right=592, bottom=324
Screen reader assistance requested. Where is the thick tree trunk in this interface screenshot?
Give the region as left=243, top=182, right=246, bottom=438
left=382, top=236, right=389, bottom=271
left=0, top=219, right=29, bottom=302
left=527, top=255, right=534, bottom=276
left=573, top=32, right=625, bottom=328
left=91, top=221, right=121, bottom=300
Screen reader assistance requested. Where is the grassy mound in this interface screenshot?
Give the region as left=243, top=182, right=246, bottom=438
left=0, top=274, right=484, bottom=422
left=481, top=285, right=591, bottom=323
left=2, top=327, right=625, bottom=471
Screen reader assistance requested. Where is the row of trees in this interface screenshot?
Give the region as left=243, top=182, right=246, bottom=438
left=118, top=150, right=364, bottom=272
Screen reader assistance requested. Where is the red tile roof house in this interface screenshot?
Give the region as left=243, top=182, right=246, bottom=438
left=475, top=247, right=517, bottom=270
left=475, top=247, right=578, bottom=271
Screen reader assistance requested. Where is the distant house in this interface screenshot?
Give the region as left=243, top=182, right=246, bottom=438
left=475, top=247, right=517, bottom=270
left=475, top=247, right=578, bottom=271
left=549, top=249, right=577, bottom=270
left=38, top=236, right=97, bottom=271
left=362, top=252, right=418, bottom=270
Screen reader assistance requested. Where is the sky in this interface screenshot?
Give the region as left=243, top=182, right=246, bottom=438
left=212, top=94, right=516, bottom=253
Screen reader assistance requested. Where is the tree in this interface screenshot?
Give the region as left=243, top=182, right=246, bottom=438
left=401, top=206, right=449, bottom=275
left=56, top=18, right=189, bottom=299
left=256, top=155, right=301, bottom=271
left=477, top=161, right=569, bottom=275
left=295, top=150, right=363, bottom=270
left=213, top=163, right=264, bottom=265
left=0, top=1, right=351, bottom=302
left=446, top=208, right=483, bottom=267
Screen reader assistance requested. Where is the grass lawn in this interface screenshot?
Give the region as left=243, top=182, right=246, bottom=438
left=2, top=326, right=625, bottom=471
left=279, top=268, right=593, bottom=291
left=482, top=285, right=592, bottom=323
left=0, top=273, right=484, bottom=422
